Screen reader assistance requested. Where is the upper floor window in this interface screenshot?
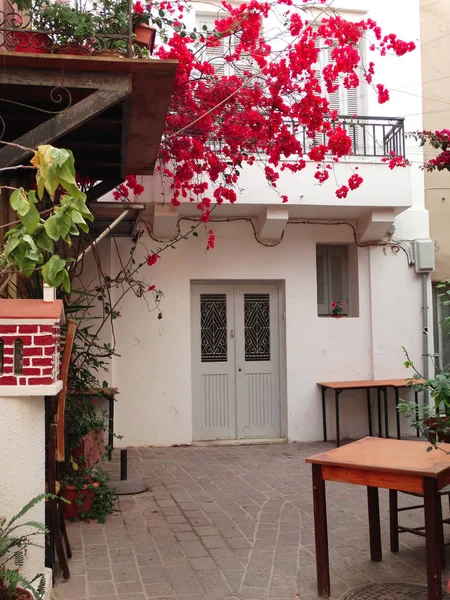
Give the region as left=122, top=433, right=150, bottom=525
left=316, top=244, right=349, bottom=316
left=196, top=12, right=257, bottom=78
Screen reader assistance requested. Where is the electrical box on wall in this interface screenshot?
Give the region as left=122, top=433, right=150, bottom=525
left=413, top=239, right=435, bottom=273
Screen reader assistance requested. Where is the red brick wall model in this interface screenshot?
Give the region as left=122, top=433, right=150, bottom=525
left=0, top=322, right=59, bottom=386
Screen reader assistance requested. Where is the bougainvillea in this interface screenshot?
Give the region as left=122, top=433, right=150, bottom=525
left=132, top=0, right=417, bottom=214
left=410, top=130, right=450, bottom=172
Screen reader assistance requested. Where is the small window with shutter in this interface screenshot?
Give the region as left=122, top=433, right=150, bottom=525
left=316, top=245, right=349, bottom=316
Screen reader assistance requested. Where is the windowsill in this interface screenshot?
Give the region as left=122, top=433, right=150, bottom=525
left=318, top=315, right=358, bottom=319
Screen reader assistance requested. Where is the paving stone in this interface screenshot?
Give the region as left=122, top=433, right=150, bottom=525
left=195, top=525, right=220, bottom=536
left=55, top=443, right=430, bottom=600
left=86, top=568, right=113, bottom=581
left=190, top=557, right=217, bottom=570
left=87, top=580, right=116, bottom=596
left=180, top=540, right=209, bottom=557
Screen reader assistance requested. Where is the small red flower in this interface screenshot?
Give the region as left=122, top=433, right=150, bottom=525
left=147, top=254, right=159, bottom=266
left=134, top=1, right=144, bottom=13
left=148, top=285, right=156, bottom=291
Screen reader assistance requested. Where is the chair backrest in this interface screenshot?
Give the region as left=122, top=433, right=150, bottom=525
left=56, top=319, right=77, bottom=462
left=47, top=423, right=58, bottom=495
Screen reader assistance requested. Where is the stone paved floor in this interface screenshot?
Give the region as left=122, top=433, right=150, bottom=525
left=53, top=442, right=449, bottom=600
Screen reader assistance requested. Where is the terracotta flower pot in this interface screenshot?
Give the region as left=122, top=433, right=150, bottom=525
left=133, top=24, right=156, bottom=53
left=15, top=589, right=33, bottom=600
left=11, top=31, right=51, bottom=54
left=72, top=429, right=105, bottom=468
left=61, top=481, right=100, bottom=519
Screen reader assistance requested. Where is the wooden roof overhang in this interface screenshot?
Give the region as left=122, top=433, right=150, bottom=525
left=0, top=52, right=178, bottom=200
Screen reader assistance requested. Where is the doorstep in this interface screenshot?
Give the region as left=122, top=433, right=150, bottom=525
left=192, top=437, right=288, bottom=447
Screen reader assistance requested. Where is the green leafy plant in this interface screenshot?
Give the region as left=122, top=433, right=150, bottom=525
left=61, top=465, right=117, bottom=524
left=0, top=144, right=93, bottom=293
left=398, top=347, right=450, bottom=449
left=0, top=494, right=56, bottom=600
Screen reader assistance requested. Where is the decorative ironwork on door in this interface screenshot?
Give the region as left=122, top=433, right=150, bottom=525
left=244, top=294, right=270, bottom=361
left=200, top=294, right=228, bottom=362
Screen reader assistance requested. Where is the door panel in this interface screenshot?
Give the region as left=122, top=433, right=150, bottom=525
left=235, top=285, right=280, bottom=439
left=192, top=285, right=236, bottom=440
left=192, top=283, right=281, bottom=441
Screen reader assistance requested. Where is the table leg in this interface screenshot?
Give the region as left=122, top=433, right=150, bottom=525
left=322, top=387, right=327, bottom=443
left=335, top=390, right=341, bottom=448
left=383, top=387, right=389, bottom=438
left=394, top=387, right=401, bottom=440
left=415, top=391, right=420, bottom=438
left=424, top=477, right=442, bottom=600
left=377, top=388, right=382, bottom=437
left=312, top=464, right=330, bottom=598
left=389, top=490, right=399, bottom=553
left=108, top=393, right=114, bottom=461
left=367, top=389, right=373, bottom=437
left=367, top=487, right=382, bottom=562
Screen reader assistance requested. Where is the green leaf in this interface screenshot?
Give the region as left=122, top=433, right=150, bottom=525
left=41, top=255, right=66, bottom=287
left=10, top=189, right=30, bottom=216
left=20, top=201, right=40, bottom=234
left=34, top=230, right=53, bottom=253
left=192, top=231, right=199, bottom=237
left=44, top=212, right=72, bottom=241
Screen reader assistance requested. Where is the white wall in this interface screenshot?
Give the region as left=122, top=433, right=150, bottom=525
left=95, top=216, right=427, bottom=446
left=87, top=0, right=428, bottom=447
left=0, top=395, right=51, bottom=594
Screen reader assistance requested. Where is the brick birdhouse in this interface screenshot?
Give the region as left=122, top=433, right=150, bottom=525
left=0, top=293, right=64, bottom=391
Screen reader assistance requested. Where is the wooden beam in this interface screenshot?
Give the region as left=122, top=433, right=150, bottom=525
left=86, top=178, right=124, bottom=204
left=120, top=97, right=131, bottom=179
left=0, top=83, right=132, bottom=167
left=0, top=68, right=132, bottom=90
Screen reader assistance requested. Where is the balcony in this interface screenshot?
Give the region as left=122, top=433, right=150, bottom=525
left=144, top=115, right=411, bottom=244
left=297, top=115, right=406, bottom=159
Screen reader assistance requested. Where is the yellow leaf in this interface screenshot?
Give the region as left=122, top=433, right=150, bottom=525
left=72, top=462, right=79, bottom=471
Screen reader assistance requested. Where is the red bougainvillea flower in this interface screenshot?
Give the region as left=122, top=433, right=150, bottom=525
left=147, top=254, right=159, bottom=266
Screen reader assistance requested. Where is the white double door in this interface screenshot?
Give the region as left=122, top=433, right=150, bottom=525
left=192, top=283, right=281, bottom=441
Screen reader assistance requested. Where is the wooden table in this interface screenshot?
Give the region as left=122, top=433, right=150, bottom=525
left=306, top=437, right=450, bottom=600
left=318, top=379, right=422, bottom=447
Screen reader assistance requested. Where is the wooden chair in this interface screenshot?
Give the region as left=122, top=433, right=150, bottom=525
left=45, top=318, right=77, bottom=579
left=46, top=423, right=72, bottom=579
left=389, top=488, right=450, bottom=567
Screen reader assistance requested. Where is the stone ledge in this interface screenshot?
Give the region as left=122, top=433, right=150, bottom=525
left=0, top=380, right=63, bottom=397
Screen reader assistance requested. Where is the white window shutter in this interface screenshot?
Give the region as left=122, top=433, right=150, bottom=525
left=316, top=245, right=329, bottom=315
left=327, top=245, right=349, bottom=315
left=198, top=14, right=226, bottom=76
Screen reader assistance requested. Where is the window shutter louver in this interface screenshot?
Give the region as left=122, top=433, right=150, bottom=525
left=198, top=15, right=226, bottom=77
left=316, top=245, right=329, bottom=315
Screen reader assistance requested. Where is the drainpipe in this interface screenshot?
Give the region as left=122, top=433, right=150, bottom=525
left=422, top=272, right=430, bottom=405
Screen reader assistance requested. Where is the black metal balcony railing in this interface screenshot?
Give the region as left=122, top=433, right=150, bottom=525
left=0, top=0, right=138, bottom=57
left=203, top=116, right=406, bottom=159
left=297, top=115, right=406, bottom=158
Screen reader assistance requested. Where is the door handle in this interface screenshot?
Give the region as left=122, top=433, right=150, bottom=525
left=230, top=329, right=235, bottom=338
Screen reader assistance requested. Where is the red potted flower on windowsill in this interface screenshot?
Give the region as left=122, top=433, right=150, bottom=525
left=132, top=1, right=156, bottom=54
left=331, top=300, right=345, bottom=318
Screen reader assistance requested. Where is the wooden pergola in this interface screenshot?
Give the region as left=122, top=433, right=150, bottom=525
left=0, top=52, right=178, bottom=201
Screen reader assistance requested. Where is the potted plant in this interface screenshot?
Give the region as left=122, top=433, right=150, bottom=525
left=331, top=300, right=345, bottom=318
left=65, top=392, right=107, bottom=468
left=132, top=0, right=156, bottom=53
left=61, top=465, right=117, bottom=523
left=398, top=348, right=450, bottom=445
left=0, top=495, right=51, bottom=600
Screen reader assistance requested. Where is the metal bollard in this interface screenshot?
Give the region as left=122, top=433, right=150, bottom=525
left=120, top=449, right=128, bottom=481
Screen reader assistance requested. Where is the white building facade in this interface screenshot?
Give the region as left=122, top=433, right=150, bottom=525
left=84, top=0, right=431, bottom=447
